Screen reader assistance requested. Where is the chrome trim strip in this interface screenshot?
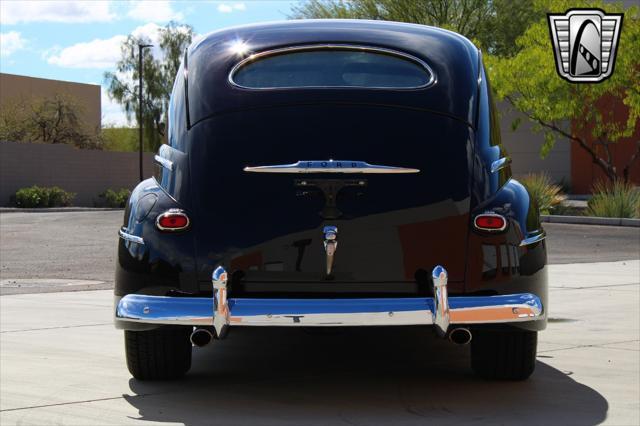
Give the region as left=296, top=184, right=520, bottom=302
left=474, top=212, right=508, bottom=232
left=115, top=293, right=543, bottom=327
left=154, top=155, right=173, bottom=171
left=244, top=160, right=419, bottom=174
left=520, top=231, right=547, bottom=246
left=155, top=209, right=190, bottom=232
left=490, top=157, right=511, bottom=174
left=154, top=144, right=174, bottom=171
left=118, top=228, right=144, bottom=245
left=228, top=44, right=437, bottom=90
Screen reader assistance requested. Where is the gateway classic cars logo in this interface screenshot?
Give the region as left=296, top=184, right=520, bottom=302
left=547, top=9, right=623, bottom=83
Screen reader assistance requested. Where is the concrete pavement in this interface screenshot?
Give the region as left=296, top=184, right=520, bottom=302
left=1, top=260, right=638, bottom=425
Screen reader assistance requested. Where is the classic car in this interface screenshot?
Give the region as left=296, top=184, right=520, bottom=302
left=115, top=20, right=548, bottom=381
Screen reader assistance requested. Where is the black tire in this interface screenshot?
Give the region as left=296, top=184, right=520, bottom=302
left=125, top=327, right=192, bottom=380
left=471, top=329, right=537, bottom=380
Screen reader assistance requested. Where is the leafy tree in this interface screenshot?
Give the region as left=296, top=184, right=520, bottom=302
left=104, top=22, right=193, bottom=151
left=487, top=0, right=639, bottom=183
left=290, top=0, right=539, bottom=56
left=0, top=94, right=100, bottom=149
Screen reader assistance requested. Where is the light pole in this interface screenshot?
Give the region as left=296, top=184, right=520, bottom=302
left=138, top=43, right=152, bottom=182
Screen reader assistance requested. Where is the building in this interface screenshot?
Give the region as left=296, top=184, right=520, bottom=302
left=0, top=73, right=101, bottom=131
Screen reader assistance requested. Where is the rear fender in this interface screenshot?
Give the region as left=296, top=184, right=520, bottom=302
left=115, top=178, right=198, bottom=297
left=465, top=178, right=547, bottom=331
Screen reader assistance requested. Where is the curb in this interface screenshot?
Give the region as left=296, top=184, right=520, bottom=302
left=0, top=207, right=124, bottom=213
left=541, top=215, right=640, bottom=227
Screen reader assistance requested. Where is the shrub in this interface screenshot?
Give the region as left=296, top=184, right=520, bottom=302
left=100, top=188, right=131, bottom=208
left=587, top=180, right=640, bottom=219
left=519, top=173, right=565, bottom=215
left=14, top=185, right=75, bottom=208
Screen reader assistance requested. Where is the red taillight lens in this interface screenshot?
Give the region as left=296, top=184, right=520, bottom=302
left=156, top=210, right=190, bottom=231
left=474, top=214, right=507, bottom=231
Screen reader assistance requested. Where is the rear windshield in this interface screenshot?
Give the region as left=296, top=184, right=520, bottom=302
left=231, top=48, right=433, bottom=89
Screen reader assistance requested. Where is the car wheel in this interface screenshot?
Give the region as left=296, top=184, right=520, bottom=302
left=470, top=329, right=537, bottom=380
left=125, top=327, right=192, bottom=380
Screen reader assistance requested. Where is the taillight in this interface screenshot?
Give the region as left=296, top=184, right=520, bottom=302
left=474, top=213, right=507, bottom=232
left=156, top=209, right=190, bottom=231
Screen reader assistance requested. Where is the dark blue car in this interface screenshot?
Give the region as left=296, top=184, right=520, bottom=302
left=115, top=20, right=548, bottom=381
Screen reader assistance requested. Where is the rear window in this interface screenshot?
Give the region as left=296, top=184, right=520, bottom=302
left=230, top=47, right=433, bottom=89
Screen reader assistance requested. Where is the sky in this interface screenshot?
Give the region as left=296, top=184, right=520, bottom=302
left=0, top=0, right=299, bottom=126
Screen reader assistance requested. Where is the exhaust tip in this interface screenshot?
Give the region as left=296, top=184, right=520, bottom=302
left=190, top=328, right=213, bottom=347
left=448, top=327, right=472, bottom=345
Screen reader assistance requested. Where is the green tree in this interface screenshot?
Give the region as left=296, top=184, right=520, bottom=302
left=0, top=94, right=100, bottom=149
left=487, top=0, right=639, bottom=183
left=104, top=22, right=193, bottom=151
left=290, top=0, right=539, bottom=56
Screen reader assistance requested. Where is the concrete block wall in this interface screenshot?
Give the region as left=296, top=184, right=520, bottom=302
left=0, top=141, right=155, bottom=207
left=498, top=102, right=571, bottom=186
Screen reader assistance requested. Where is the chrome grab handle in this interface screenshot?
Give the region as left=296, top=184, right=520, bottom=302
left=432, top=265, right=450, bottom=336
left=244, top=160, right=419, bottom=174
left=490, top=156, right=511, bottom=174
left=212, top=266, right=229, bottom=338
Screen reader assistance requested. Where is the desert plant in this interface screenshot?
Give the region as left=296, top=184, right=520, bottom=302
left=519, top=173, right=565, bottom=215
left=14, top=186, right=75, bottom=208
left=587, top=180, right=640, bottom=218
left=100, top=188, right=131, bottom=208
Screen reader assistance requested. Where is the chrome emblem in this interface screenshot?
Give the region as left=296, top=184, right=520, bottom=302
left=548, top=9, right=623, bottom=83
left=323, top=225, right=338, bottom=276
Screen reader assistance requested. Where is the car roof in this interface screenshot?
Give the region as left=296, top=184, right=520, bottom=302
left=185, top=20, right=480, bottom=127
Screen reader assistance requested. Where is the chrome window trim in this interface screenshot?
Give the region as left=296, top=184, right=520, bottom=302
left=118, top=227, right=144, bottom=245
left=473, top=212, right=508, bottom=232
left=156, top=208, right=190, bottom=232
left=520, top=231, right=547, bottom=247
left=490, top=156, right=511, bottom=174
left=228, top=44, right=437, bottom=90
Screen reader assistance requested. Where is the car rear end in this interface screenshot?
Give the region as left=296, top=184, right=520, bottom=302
left=115, top=21, right=547, bottom=381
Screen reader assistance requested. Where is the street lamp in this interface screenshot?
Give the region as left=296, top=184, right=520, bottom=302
left=138, top=43, right=153, bottom=182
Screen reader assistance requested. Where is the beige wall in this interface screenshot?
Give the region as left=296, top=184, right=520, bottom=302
left=498, top=102, right=571, bottom=186
left=0, top=142, right=154, bottom=206
left=0, top=73, right=101, bottom=131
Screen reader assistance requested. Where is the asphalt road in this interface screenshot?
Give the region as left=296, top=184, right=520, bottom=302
left=0, top=210, right=638, bottom=294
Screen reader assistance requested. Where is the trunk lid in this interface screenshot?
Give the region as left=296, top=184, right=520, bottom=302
left=189, top=104, right=472, bottom=295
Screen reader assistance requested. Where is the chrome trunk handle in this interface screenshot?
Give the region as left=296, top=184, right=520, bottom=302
left=244, top=160, right=419, bottom=174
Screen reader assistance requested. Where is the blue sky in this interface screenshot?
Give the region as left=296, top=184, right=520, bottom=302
left=0, top=1, right=299, bottom=125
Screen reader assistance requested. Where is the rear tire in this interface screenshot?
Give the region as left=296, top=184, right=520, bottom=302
left=125, top=327, right=192, bottom=380
left=471, top=329, right=537, bottom=380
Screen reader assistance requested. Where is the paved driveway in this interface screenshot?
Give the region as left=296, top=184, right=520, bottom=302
left=0, top=212, right=638, bottom=425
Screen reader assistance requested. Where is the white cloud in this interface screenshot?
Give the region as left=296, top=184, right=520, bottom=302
left=0, top=1, right=115, bottom=25
left=217, top=3, right=246, bottom=13
left=45, top=22, right=178, bottom=69
left=47, top=35, right=127, bottom=68
left=0, top=31, right=26, bottom=57
left=127, top=1, right=183, bottom=22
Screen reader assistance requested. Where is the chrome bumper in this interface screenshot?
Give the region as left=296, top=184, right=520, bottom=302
left=115, top=265, right=544, bottom=336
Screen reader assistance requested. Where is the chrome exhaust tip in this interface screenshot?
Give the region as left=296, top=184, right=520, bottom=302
left=190, top=328, right=214, bottom=347
left=448, top=327, right=472, bottom=345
